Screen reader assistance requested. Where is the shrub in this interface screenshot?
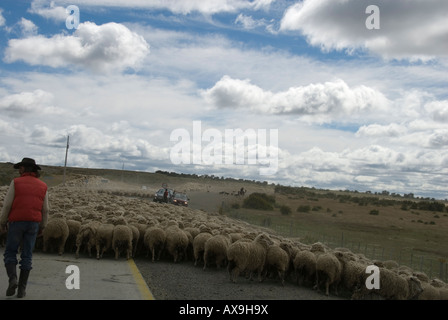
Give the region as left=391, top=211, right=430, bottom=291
left=231, top=203, right=240, bottom=209
left=369, top=209, right=379, bottom=215
left=280, top=205, right=292, bottom=215
left=243, top=192, right=275, bottom=210
left=297, top=205, right=311, bottom=213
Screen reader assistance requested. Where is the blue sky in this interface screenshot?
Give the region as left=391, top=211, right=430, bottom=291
left=0, top=0, right=447, bottom=199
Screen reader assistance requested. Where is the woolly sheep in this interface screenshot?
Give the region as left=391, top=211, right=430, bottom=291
left=193, top=232, right=213, bottom=266
left=128, top=224, right=140, bottom=258
left=314, top=251, right=343, bottom=296
left=65, top=219, right=81, bottom=253
left=129, top=222, right=148, bottom=257
left=75, top=221, right=101, bottom=258
left=42, top=215, right=70, bottom=256
left=352, top=267, right=423, bottom=300
left=227, top=233, right=274, bottom=283
left=263, top=243, right=290, bottom=286
left=334, top=250, right=370, bottom=296
left=95, top=223, right=114, bottom=259
left=293, top=248, right=317, bottom=288
left=203, top=233, right=231, bottom=270
left=143, top=226, right=166, bottom=262
left=112, top=224, right=133, bottom=260
left=164, top=224, right=189, bottom=263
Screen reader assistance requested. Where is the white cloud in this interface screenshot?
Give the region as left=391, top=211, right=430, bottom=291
left=4, top=22, right=150, bottom=73
left=30, top=0, right=274, bottom=15
left=280, top=0, right=448, bottom=61
left=29, top=0, right=68, bottom=22
left=0, top=9, right=6, bottom=27
left=202, top=76, right=390, bottom=123
left=0, top=89, right=57, bottom=117
left=235, top=14, right=265, bottom=29
left=18, top=18, right=39, bottom=37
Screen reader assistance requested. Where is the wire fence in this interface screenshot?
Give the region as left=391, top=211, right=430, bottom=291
left=227, top=210, right=448, bottom=283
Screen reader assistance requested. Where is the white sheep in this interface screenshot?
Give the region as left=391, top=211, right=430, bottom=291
left=128, top=224, right=140, bottom=258
left=263, top=243, right=290, bottom=286
left=164, top=224, right=189, bottom=263
left=112, top=224, right=133, bottom=260
left=334, top=250, right=369, bottom=296
left=227, top=233, right=274, bottom=283
left=193, top=232, right=213, bottom=266
left=75, top=221, right=101, bottom=258
left=203, top=233, right=231, bottom=270
left=314, top=251, right=343, bottom=296
left=352, top=267, right=423, bottom=300
left=293, top=248, right=317, bottom=288
left=143, top=226, right=166, bottom=262
left=65, top=219, right=81, bottom=253
left=95, top=223, right=114, bottom=259
left=42, top=215, right=70, bottom=256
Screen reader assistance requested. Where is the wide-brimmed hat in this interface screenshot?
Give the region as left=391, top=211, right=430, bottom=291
left=13, top=157, right=42, bottom=170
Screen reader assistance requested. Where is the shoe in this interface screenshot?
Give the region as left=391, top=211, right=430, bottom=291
left=5, top=264, right=18, bottom=297
left=17, top=269, right=30, bottom=298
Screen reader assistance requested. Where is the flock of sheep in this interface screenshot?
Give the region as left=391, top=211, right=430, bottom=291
left=1, top=178, right=447, bottom=300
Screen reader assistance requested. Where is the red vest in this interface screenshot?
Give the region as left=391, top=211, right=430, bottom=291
left=8, top=173, right=48, bottom=222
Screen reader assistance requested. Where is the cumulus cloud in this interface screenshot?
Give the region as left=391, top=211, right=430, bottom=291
left=0, top=89, right=57, bottom=118
left=4, top=22, right=150, bottom=73
left=18, top=18, right=39, bottom=37
left=30, top=0, right=274, bottom=15
left=29, top=0, right=68, bottom=22
left=202, top=76, right=390, bottom=122
left=279, top=0, right=448, bottom=61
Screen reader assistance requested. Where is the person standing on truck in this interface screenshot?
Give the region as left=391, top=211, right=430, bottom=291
left=0, top=157, right=49, bottom=298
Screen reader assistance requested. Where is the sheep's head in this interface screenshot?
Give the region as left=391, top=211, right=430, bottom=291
left=255, top=233, right=274, bottom=248
left=407, top=276, right=423, bottom=300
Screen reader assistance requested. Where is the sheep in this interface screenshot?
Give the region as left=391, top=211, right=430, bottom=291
left=65, top=219, right=81, bottom=253
left=112, top=224, right=133, bottom=260
left=418, top=284, right=438, bottom=300
left=193, top=232, right=213, bottom=266
left=293, top=248, right=317, bottom=288
left=128, top=224, right=140, bottom=258
left=314, top=251, right=343, bottom=297
left=164, top=224, right=189, bottom=263
left=75, top=221, right=101, bottom=258
left=333, top=250, right=375, bottom=297
left=143, top=226, right=166, bottom=262
left=129, top=222, right=148, bottom=257
left=352, top=267, right=423, bottom=300
left=203, top=233, right=231, bottom=270
left=42, top=215, right=70, bottom=256
left=94, top=223, right=114, bottom=259
left=227, top=233, right=274, bottom=283
left=262, top=243, right=290, bottom=286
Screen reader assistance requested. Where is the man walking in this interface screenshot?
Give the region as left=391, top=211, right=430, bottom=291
left=0, top=157, right=49, bottom=298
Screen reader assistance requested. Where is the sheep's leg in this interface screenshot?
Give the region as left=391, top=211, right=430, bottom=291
left=127, top=243, right=132, bottom=260
left=203, top=252, right=208, bottom=270
left=75, top=245, right=80, bottom=259
left=58, top=241, right=64, bottom=256
left=43, top=239, right=48, bottom=253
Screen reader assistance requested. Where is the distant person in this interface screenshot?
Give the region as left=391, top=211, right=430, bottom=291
left=163, top=188, right=169, bottom=203
left=0, top=157, right=49, bottom=298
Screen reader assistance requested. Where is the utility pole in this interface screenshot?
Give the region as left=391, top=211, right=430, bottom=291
left=63, top=135, right=69, bottom=185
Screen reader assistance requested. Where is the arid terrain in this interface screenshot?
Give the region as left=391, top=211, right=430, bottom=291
left=1, top=162, right=447, bottom=300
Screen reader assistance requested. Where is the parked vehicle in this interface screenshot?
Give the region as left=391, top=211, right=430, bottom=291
left=171, top=192, right=189, bottom=207
left=154, top=188, right=173, bottom=203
